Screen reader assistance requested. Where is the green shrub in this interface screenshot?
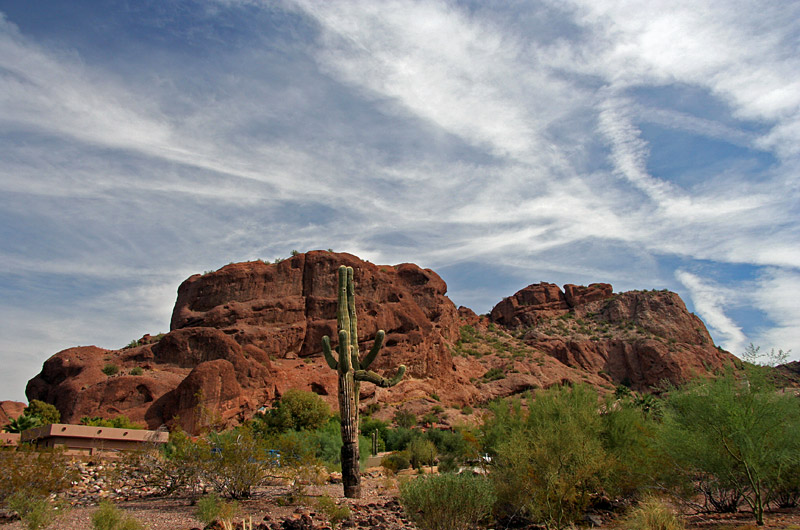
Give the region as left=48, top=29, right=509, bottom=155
left=659, top=369, right=800, bottom=525
left=201, top=429, right=270, bottom=499
left=91, top=500, right=143, bottom=530
left=253, top=389, right=331, bottom=433
left=195, top=493, right=238, bottom=526
left=102, top=364, right=119, bottom=376
left=489, top=385, right=612, bottom=529
left=23, top=400, right=60, bottom=425
left=400, top=473, right=495, bottom=530
left=623, top=497, right=684, bottom=530
left=408, top=438, right=437, bottom=470
left=7, top=492, right=64, bottom=530
left=381, top=452, right=411, bottom=473
left=437, top=453, right=459, bottom=473
left=316, top=494, right=351, bottom=529
left=392, top=410, right=417, bottom=428
left=80, top=415, right=144, bottom=429
left=129, top=367, right=143, bottom=376
left=384, top=426, right=422, bottom=451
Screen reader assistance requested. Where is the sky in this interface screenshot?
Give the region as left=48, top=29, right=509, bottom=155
left=1, top=0, right=798, bottom=403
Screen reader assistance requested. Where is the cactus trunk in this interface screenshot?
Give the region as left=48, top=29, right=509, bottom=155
left=322, top=265, right=405, bottom=498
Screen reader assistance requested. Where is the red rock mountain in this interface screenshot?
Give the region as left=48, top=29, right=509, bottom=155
left=25, top=251, right=735, bottom=433
left=0, top=400, right=26, bottom=429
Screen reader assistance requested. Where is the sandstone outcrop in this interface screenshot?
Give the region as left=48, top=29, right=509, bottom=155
left=0, top=400, right=26, bottom=428
left=492, top=285, right=731, bottom=390
left=26, top=252, right=736, bottom=433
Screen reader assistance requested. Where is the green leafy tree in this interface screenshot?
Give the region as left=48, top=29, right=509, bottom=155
left=23, top=400, right=60, bottom=425
left=660, top=369, right=800, bottom=525
left=254, top=389, right=331, bottom=433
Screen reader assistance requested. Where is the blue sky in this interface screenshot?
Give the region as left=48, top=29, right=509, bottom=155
left=1, top=0, right=798, bottom=403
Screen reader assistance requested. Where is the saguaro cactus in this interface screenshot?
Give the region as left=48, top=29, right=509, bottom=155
left=322, top=265, right=405, bottom=498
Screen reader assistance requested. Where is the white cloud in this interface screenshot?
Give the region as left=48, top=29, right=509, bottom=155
left=675, top=270, right=747, bottom=353
left=752, top=268, right=800, bottom=359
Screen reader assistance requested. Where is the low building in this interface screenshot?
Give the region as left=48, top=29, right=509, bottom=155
left=0, top=432, right=20, bottom=447
left=20, top=423, right=169, bottom=455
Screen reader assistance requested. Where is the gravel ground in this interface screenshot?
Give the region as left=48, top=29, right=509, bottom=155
left=0, top=475, right=414, bottom=530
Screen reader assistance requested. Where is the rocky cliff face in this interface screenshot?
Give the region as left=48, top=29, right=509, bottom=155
left=25, top=252, right=736, bottom=433
left=491, top=283, right=731, bottom=390
left=0, top=401, right=26, bottom=428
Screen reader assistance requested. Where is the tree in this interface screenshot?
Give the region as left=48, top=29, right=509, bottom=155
left=255, top=389, right=331, bottom=433
left=23, top=400, right=60, bottom=425
left=660, top=369, right=800, bottom=525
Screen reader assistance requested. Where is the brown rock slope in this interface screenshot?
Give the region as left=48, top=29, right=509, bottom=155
left=26, top=252, right=736, bottom=433
left=0, top=400, right=26, bottom=428
left=491, top=283, right=733, bottom=390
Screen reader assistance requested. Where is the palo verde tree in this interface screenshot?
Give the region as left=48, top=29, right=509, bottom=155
left=322, top=265, right=405, bottom=498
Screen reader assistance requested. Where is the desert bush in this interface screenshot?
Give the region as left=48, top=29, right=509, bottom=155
left=381, top=451, right=411, bottom=473
left=0, top=447, right=77, bottom=504
left=384, top=426, right=422, bottom=451
left=392, top=409, right=417, bottom=428
left=102, top=364, right=119, bottom=376
left=408, top=438, right=437, bottom=470
left=437, top=453, right=459, bottom=473
left=267, top=418, right=371, bottom=470
left=623, top=497, right=684, bottom=530
left=488, top=385, right=611, bottom=529
left=253, top=389, right=331, bottom=433
left=195, top=493, right=238, bottom=526
left=23, top=400, right=60, bottom=425
left=659, top=369, right=800, bottom=525
left=316, top=494, right=351, bottom=529
left=80, top=415, right=144, bottom=429
left=129, top=367, right=143, bottom=376
left=7, top=492, right=66, bottom=530
left=91, top=500, right=144, bottom=530
left=400, top=473, right=495, bottom=530
left=200, top=428, right=270, bottom=499
left=120, top=429, right=204, bottom=497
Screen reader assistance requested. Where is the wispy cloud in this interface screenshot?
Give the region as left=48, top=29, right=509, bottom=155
left=675, top=270, right=747, bottom=353
left=0, top=1, right=798, bottom=400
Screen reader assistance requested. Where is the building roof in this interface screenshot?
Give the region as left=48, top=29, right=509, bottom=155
left=20, top=423, right=169, bottom=444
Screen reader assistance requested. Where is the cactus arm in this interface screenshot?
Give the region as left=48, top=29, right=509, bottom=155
left=338, top=329, right=351, bottom=373
left=354, top=365, right=406, bottom=388
left=361, top=330, right=385, bottom=370
left=322, top=335, right=338, bottom=369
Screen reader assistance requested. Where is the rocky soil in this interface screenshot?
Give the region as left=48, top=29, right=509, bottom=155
left=2, top=464, right=800, bottom=530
